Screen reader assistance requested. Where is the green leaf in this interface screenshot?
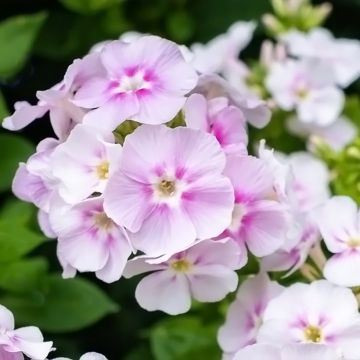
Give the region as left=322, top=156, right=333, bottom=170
left=60, top=0, right=122, bottom=14
left=0, top=133, right=34, bottom=192
left=0, top=257, right=48, bottom=293
left=0, top=199, right=35, bottom=225
left=1, top=275, right=118, bottom=332
left=151, top=316, right=221, bottom=360
left=0, top=12, right=47, bottom=79
left=0, top=220, right=45, bottom=263
left=0, top=90, right=9, bottom=120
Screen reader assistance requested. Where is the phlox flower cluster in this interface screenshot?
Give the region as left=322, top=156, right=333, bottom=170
left=3, top=7, right=360, bottom=360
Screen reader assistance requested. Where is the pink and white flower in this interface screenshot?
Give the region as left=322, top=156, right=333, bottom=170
left=1, top=52, right=102, bottom=140
left=282, top=28, right=360, bottom=88
left=73, top=36, right=198, bottom=130
left=191, top=21, right=255, bottom=76
left=233, top=344, right=339, bottom=360
left=0, top=304, right=53, bottom=360
left=257, top=280, right=360, bottom=359
left=51, top=124, right=122, bottom=204
left=49, top=197, right=131, bottom=283
left=194, top=74, right=271, bottom=128
left=266, top=58, right=344, bottom=126
left=287, top=116, right=356, bottom=152
left=184, top=93, right=248, bottom=154
left=12, top=138, right=59, bottom=213
left=218, top=273, right=283, bottom=358
left=123, top=239, right=240, bottom=315
left=220, top=155, right=288, bottom=258
left=104, top=124, right=234, bottom=257
left=316, top=196, right=360, bottom=287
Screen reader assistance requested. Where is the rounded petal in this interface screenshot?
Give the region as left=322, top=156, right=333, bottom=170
left=324, top=251, right=360, bottom=287
left=0, top=305, right=14, bottom=330
left=189, top=264, right=238, bottom=302
left=135, top=271, right=191, bottom=315
left=233, top=344, right=280, bottom=360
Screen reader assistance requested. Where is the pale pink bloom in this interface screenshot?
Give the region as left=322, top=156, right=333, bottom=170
left=221, top=155, right=288, bottom=258
left=49, top=197, right=131, bottom=283
left=52, top=352, right=107, bottom=360
left=218, top=273, right=283, bottom=358
left=259, top=41, right=287, bottom=68
left=260, top=151, right=329, bottom=275
left=74, top=36, right=198, bottom=130
left=233, top=344, right=339, bottom=360
left=104, top=125, right=234, bottom=257
left=2, top=52, right=101, bottom=139
left=0, top=305, right=53, bottom=360
left=191, top=21, right=256, bottom=75
left=184, top=93, right=248, bottom=155
left=316, top=196, right=360, bottom=287
left=12, top=138, right=59, bottom=213
left=51, top=124, right=122, bottom=204
left=282, top=28, right=360, bottom=88
left=266, top=58, right=344, bottom=126
left=258, top=280, right=360, bottom=359
left=287, top=116, right=356, bottom=152
left=194, top=74, right=271, bottom=128
left=123, top=239, right=240, bottom=315
left=37, top=210, right=57, bottom=239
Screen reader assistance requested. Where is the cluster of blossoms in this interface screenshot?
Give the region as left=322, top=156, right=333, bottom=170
left=0, top=304, right=105, bottom=360
left=3, top=0, right=360, bottom=358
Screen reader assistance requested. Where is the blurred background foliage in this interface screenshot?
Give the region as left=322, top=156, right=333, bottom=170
left=0, top=0, right=360, bottom=359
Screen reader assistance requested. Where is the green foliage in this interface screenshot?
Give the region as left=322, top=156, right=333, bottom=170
left=0, top=199, right=35, bottom=225
left=0, top=91, right=9, bottom=120
left=0, top=219, right=45, bottom=262
left=1, top=275, right=118, bottom=333
left=60, top=0, right=122, bottom=14
left=0, top=257, right=48, bottom=293
left=150, top=316, right=221, bottom=360
left=0, top=12, right=47, bottom=79
left=0, top=133, right=34, bottom=192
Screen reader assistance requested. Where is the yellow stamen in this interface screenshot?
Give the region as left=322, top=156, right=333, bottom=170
left=94, top=212, right=113, bottom=230
left=347, top=238, right=360, bottom=248
left=96, top=161, right=109, bottom=180
left=158, top=179, right=176, bottom=197
left=171, top=259, right=192, bottom=273
left=304, top=325, right=322, bottom=343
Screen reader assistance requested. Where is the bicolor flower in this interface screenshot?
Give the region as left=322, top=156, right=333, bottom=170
left=218, top=273, right=283, bottom=358
left=51, top=124, right=122, bottom=204
left=3, top=52, right=105, bottom=140
left=287, top=116, right=356, bottom=152
left=49, top=197, right=131, bottom=283
left=194, top=74, right=271, bottom=128
left=12, top=138, right=59, bottom=213
left=221, top=155, right=288, bottom=258
left=282, top=28, right=360, bottom=88
left=191, top=21, right=255, bottom=77
left=104, top=124, right=234, bottom=257
left=184, top=93, right=248, bottom=154
left=0, top=304, right=53, bottom=360
left=266, top=58, right=344, bottom=126
left=123, top=239, right=240, bottom=315
left=233, top=344, right=339, bottom=360
left=73, top=36, right=198, bottom=130
left=257, top=280, right=360, bottom=359
left=316, top=196, right=360, bottom=287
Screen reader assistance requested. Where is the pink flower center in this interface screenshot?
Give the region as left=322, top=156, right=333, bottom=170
left=347, top=238, right=360, bottom=248
left=117, top=70, right=151, bottom=94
